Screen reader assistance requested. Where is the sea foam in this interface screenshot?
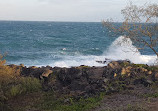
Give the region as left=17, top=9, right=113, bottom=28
left=51, top=36, right=157, bottom=67
left=12, top=36, right=157, bottom=67
left=104, top=36, right=157, bottom=65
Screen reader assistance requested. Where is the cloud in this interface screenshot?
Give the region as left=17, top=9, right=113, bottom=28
left=0, top=0, right=157, bottom=22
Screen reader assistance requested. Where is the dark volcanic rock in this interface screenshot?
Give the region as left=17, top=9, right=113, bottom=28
left=49, top=66, right=106, bottom=95
left=10, top=60, right=158, bottom=97
left=20, top=66, right=53, bottom=78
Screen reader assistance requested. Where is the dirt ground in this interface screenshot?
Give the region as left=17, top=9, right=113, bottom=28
left=93, top=85, right=158, bottom=111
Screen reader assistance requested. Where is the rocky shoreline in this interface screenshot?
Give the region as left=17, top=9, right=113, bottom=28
left=8, top=60, right=158, bottom=97
left=1, top=60, right=158, bottom=111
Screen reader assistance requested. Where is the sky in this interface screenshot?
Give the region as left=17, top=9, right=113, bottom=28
left=0, top=0, right=157, bottom=22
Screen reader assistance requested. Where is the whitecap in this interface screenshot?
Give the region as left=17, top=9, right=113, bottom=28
left=104, top=36, right=157, bottom=65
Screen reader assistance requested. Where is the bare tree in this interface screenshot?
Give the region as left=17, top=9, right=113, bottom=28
left=103, top=3, right=158, bottom=60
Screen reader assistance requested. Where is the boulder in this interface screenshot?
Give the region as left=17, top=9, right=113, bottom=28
left=41, top=69, right=53, bottom=78
left=121, top=66, right=132, bottom=75
left=108, top=61, right=120, bottom=69
left=133, top=78, right=152, bottom=87
left=148, top=71, right=152, bottom=75
left=16, top=60, right=156, bottom=97
left=19, top=64, right=25, bottom=67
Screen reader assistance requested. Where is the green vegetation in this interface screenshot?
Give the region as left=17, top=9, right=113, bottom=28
left=0, top=55, right=42, bottom=111
left=0, top=54, right=158, bottom=111
left=34, top=92, right=105, bottom=111
left=144, top=93, right=158, bottom=98
left=0, top=69, right=42, bottom=100
left=0, top=55, right=105, bottom=111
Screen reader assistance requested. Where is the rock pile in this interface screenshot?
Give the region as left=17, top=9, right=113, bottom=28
left=10, top=60, right=158, bottom=97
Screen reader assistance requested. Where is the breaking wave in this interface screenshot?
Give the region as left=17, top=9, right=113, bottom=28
left=46, top=36, right=157, bottom=67
left=104, top=36, right=157, bottom=65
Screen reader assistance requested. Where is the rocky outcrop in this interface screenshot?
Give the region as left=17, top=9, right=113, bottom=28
left=45, top=61, right=157, bottom=97
left=19, top=65, right=53, bottom=78
left=8, top=60, right=158, bottom=97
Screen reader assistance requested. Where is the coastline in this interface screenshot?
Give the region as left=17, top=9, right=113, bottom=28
left=1, top=60, right=158, bottom=111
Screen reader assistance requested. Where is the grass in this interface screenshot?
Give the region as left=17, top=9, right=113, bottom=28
left=121, top=104, right=147, bottom=111
left=144, top=92, right=158, bottom=98
left=19, top=77, right=42, bottom=93
left=0, top=76, right=42, bottom=100
left=0, top=55, right=104, bottom=111
left=0, top=54, right=42, bottom=100
left=0, top=54, right=158, bottom=111
left=56, top=96, right=101, bottom=111
left=35, top=92, right=105, bottom=111
left=4, top=91, right=105, bottom=111
left=120, top=62, right=158, bottom=72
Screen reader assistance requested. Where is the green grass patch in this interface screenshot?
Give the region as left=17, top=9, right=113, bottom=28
left=35, top=92, right=105, bottom=111
left=144, top=92, right=158, bottom=98
left=19, top=77, right=42, bottom=93
left=147, top=66, right=158, bottom=71
left=131, top=64, right=148, bottom=68
left=0, top=77, right=42, bottom=100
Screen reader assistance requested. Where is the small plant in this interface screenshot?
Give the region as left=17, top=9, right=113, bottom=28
left=36, top=92, right=105, bottom=111
left=20, top=77, right=42, bottom=93
left=0, top=53, right=42, bottom=101
left=144, top=92, right=158, bottom=98
left=131, top=64, right=148, bottom=68
left=9, top=85, right=23, bottom=97
left=3, top=77, right=42, bottom=99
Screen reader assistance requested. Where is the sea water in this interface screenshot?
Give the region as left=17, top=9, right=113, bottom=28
left=0, top=21, right=157, bottom=67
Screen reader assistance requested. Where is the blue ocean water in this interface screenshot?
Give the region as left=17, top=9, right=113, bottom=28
left=0, top=21, right=157, bottom=67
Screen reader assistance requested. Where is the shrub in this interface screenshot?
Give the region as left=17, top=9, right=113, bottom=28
left=9, top=85, right=23, bottom=97
left=3, top=77, right=42, bottom=99
left=20, top=77, right=42, bottom=93
left=0, top=54, right=42, bottom=99
left=0, top=65, right=20, bottom=85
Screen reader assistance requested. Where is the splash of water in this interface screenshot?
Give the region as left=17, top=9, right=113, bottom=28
left=104, top=36, right=157, bottom=65
left=15, top=36, right=157, bottom=67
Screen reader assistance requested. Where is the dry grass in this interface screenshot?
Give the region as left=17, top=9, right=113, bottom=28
left=0, top=54, right=41, bottom=102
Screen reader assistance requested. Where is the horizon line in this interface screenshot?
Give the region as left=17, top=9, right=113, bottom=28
left=0, top=20, right=125, bottom=23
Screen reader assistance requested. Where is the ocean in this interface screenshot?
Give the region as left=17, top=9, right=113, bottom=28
left=0, top=21, right=157, bottom=67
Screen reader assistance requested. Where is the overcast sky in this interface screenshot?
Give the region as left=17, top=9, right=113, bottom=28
left=0, top=0, right=157, bottom=22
